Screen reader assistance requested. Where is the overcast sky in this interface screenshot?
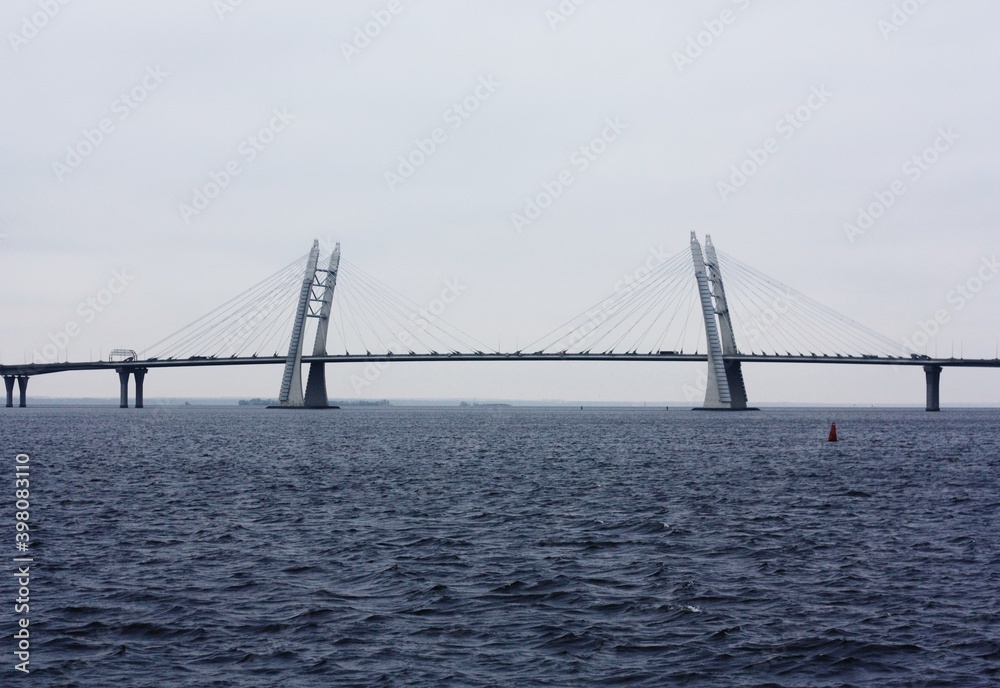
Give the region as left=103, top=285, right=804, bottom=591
left=2, top=0, right=998, bottom=405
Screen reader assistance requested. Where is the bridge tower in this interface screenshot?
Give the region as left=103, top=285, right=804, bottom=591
left=277, top=240, right=341, bottom=408
left=278, top=241, right=321, bottom=406
left=690, top=232, right=751, bottom=410
left=303, top=243, right=341, bottom=408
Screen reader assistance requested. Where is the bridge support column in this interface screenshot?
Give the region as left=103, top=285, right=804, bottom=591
left=278, top=241, right=322, bottom=407
left=4, top=376, right=14, bottom=408
left=117, top=368, right=130, bottom=408
left=690, top=233, right=753, bottom=410
left=302, top=245, right=341, bottom=409
left=16, top=376, right=28, bottom=408
left=303, top=362, right=328, bottom=408
left=134, top=368, right=147, bottom=409
left=280, top=241, right=340, bottom=409
left=924, top=364, right=942, bottom=412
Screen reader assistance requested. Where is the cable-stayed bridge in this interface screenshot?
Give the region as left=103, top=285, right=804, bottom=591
left=4, top=234, right=997, bottom=411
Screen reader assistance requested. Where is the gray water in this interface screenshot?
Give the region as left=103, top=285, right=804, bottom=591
left=3, top=407, right=998, bottom=686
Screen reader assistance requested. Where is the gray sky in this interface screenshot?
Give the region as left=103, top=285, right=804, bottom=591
left=3, top=0, right=998, bottom=405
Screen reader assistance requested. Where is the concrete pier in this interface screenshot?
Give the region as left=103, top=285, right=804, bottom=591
left=117, top=368, right=130, bottom=408
left=134, top=368, right=147, bottom=409
left=4, top=376, right=13, bottom=408
left=303, top=361, right=328, bottom=408
left=16, top=376, right=28, bottom=407
left=924, top=364, right=942, bottom=412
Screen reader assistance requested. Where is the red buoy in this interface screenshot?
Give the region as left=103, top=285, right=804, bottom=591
left=828, top=423, right=838, bottom=442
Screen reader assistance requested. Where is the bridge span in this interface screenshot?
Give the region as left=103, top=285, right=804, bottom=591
left=3, top=353, right=996, bottom=412
left=3, top=235, right=997, bottom=411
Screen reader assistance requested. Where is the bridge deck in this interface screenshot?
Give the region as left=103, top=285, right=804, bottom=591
left=3, top=353, right=999, bottom=377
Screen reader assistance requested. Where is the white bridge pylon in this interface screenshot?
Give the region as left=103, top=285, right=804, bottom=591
left=690, top=232, right=750, bottom=410
left=279, top=240, right=341, bottom=408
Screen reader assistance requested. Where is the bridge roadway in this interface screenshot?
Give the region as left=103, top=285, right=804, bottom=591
left=3, top=353, right=998, bottom=410
left=3, top=352, right=1000, bottom=377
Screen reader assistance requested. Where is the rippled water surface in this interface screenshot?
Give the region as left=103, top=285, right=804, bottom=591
left=4, top=407, right=999, bottom=686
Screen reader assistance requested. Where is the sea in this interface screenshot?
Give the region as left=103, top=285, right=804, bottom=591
left=3, top=406, right=998, bottom=687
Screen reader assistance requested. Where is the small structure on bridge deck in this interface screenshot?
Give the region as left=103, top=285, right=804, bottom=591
left=110, top=349, right=137, bottom=362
